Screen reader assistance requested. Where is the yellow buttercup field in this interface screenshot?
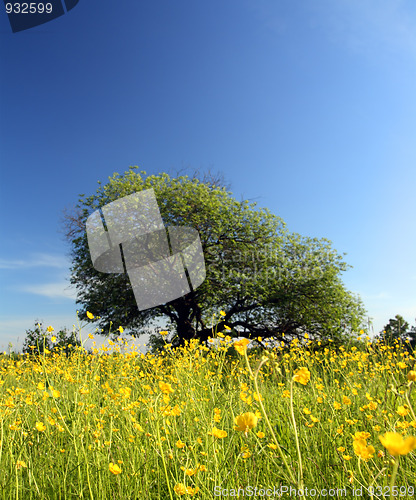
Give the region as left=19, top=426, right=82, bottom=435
left=0, top=319, right=415, bottom=499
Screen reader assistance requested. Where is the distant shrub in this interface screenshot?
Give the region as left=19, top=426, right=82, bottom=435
left=22, top=321, right=81, bottom=356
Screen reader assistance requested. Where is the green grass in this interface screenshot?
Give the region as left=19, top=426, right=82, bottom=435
left=0, top=330, right=415, bottom=499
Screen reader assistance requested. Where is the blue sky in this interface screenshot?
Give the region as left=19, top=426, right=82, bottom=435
left=1, top=0, right=416, bottom=351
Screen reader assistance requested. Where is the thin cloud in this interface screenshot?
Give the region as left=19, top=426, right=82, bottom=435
left=359, top=291, right=392, bottom=301
left=0, top=253, right=70, bottom=270
left=311, top=0, right=416, bottom=60
left=18, top=282, right=77, bottom=300
left=0, top=316, right=74, bottom=336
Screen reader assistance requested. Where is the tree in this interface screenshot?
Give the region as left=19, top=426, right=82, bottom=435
left=63, top=167, right=366, bottom=347
left=378, top=315, right=410, bottom=345
left=22, top=322, right=81, bottom=355
left=408, top=325, right=416, bottom=348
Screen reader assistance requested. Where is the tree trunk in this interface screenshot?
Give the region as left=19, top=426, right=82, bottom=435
left=173, top=297, right=196, bottom=346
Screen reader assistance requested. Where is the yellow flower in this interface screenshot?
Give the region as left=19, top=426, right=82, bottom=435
left=257, top=431, right=265, bottom=438
left=397, top=406, right=409, bottom=417
left=353, top=439, right=375, bottom=461
left=219, top=310, right=226, bottom=316
left=9, top=420, right=21, bottom=431
left=352, top=431, right=371, bottom=441
left=159, top=381, right=174, bottom=394
left=16, top=460, right=27, bottom=469
left=186, top=486, right=200, bottom=496
left=51, top=336, right=57, bottom=343
left=171, top=405, right=181, bottom=416
left=37, top=382, right=45, bottom=391
left=119, top=386, right=131, bottom=398
left=118, top=326, right=124, bottom=334
left=46, top=326, right=54, bottom=332
left=174, top=483, right=187, bottom=495
left=210, top=427, right=227, bottom=438
left=109, top=462, right=122, bottom=475
left=176, top=439, right=186, bottom=449
left=407, top=371, right=416, bottom=382
left=35, top=422, right=46, bottom=432
left=293, top=367, right=310, bottom=385
left=52, top=389, right=60, bottom=398
left=86, top=311, right=94, bottom=319
left=234, top=338, right=250, bottom=355
left=379, top=432, right=416, bottom=457
left=234, top=412, right=258, bottom=436
left=183, top=467, right=197, bottom=476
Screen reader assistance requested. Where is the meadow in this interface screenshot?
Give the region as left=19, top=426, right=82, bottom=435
left=0, top=316, right=415, bottom=499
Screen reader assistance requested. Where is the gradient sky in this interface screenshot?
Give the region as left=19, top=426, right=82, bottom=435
left=1, top=0, right=416, bottom=351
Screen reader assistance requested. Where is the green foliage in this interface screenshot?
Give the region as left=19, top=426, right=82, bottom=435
left=65, top=167, right=366, bottom=346
left=409, top=326, right=416, bottom=348
left=148, top=331, right=169, bottom=354
left=378, top=314, right=410, bottom=345
left=22, top=322, right=81, bottom=355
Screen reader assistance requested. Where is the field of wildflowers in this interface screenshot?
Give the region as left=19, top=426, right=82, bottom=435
left=1, top=313, right=415, bottom=499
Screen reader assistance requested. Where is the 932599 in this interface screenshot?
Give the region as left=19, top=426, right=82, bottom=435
left=5, top=3, right=53, bottom=14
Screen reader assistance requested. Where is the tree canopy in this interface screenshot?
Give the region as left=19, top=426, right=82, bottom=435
left=64, top=167, right=366, bottom=347
left=378, top=314, right=415, bottom=346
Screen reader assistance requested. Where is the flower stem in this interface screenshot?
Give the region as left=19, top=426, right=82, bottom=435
left=244, top=350, right=297, bottom=486
left=389, top=458, right=399, bottom=494
left=290, top=379, right=304, bottom=491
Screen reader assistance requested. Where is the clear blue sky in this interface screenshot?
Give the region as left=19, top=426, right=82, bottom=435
left=1, top=0, right=416, bottom=351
